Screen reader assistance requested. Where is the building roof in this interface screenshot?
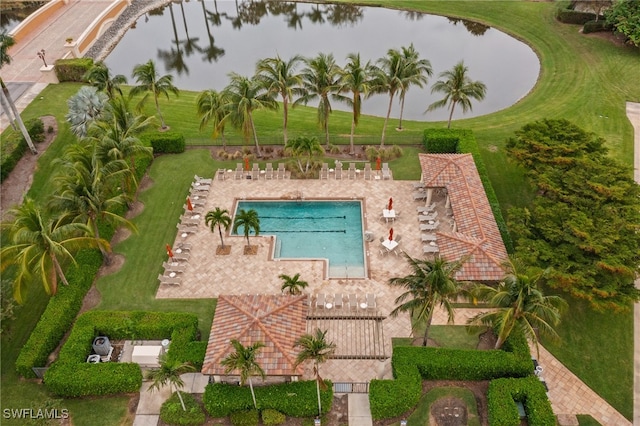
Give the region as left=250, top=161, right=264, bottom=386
left=419, top=153, right=508, bottom=281
left=201, top=294, right=307, bottom=376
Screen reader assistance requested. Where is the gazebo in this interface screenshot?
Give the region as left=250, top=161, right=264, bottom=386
left=201, top=294, right=307, bottom=384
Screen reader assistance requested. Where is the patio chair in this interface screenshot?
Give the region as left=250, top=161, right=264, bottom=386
left=334, top=162, right=343, bottom=180
left=175, top=243, right=192, bottom=251
left=251, top=163, right=260, bottom=180
left=349, top=294, right=358, bottom=309
left=334, top=293, right=343, bottom=309
left=216, top=169, right=226, bottom=181
left=423, top=244, right=439, bottom=254
left=191, top=184, right=211, bottom=192
left=194, top=175, right=213, bottom=184
left=413, top=182, right=425, bottom=190
left=421, top=233, right=437, bottom=242
left=190, top=197, right=206, bottom=206
left=363, top=163, right=372, bottom=180
left=366, top=293, right=376, bottom=309
left=277, top=163, right=286, bottom=179
left=418, top=212, right=438, bottom=222
left=382, top=163, right=391, bottom=180
left=348, top=163, right=356, bottom=180
left=179, top=215, right=199, bottom=226
left=417, top=202, right=437, bottom=213
left=315, top=293, right=326, bottom=309
left=176, top=225, right=196, bottom=235
left=420, top=220, right=440, bottom=231
left=235, top=165, right=244, bottom=180
left=265, top=163, right=274, bottom=180
left=163, top=261, right=186, bottom=273
left=158, top=274, right=181, bottom=286
left=319, top=163, right=328, bottom=180
left=172, top=252, right=191, bottom=262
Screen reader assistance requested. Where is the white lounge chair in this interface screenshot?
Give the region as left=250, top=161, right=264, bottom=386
left=421, top=233, right=437, bottom=242
left=171, top=252, right=191, bottom=262
left=420, top=220, right=440, bottom=231
left=348, top=163, right=356, bottom=180
left=418, top=212, right=438, bottom=222
left=366, top=293, right=376, bottom=309
left=158, top=274, right=181, bottom=285
left=349, top=294, right=358, bottom=309
left=413, top=191, right=428, bottom=200
left=423, top=244, right=439, bottom=254
left=316, top=293, right=326, bottom=309
left=335, top=163, right=343, bottom=180
left=265, top=163, right=274, bottom=180
left=417, top=202, right=437, bottom=213
left=163, top=261, right=186, bottom=273
left=382, top=163, right=391, bottom=180
left=334, top=294, right=343, bottom=309
left=277, top=163, right=286, bottom=179
left=194, top=175, right=213, bottom=184
left=363, top=163, right=372, bottom=180
left=319, top=163, right=328, bottom=180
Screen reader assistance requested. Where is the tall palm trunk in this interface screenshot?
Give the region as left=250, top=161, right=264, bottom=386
left=0, top=91, right=17, bottom=130
left=421, top=306, right=435, bottom=346
left=398, top=93, right=406, bottom=130
left=249, top=113, right=262, bottom=158
left=315, top=363, right=322, bottom=416
left=322, top=99, right=330, bottom=149
left=90, top=217, right=110, bottom=264
left=380, top=92, right=394, bottom=148
left=447, top=101, right=457, bottom=129
left=175, top=387, right=187, bottom=411
left=218, top=224, right=225, bottom=248
left=1, top=79, right=37, bottom=154
left=282, top=97, right=289, bottom=146
left=249, top=378, right=257, bottom=408
left=155, top=94, right=167, bottom=129
left=50, top=251, right=69, bottom=287
left=349, top=118, right=356, bottom=155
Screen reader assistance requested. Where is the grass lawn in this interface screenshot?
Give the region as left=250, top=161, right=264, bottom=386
left=1, top=0, right=638, bottom=422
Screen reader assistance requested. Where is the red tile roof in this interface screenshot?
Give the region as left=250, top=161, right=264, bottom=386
left=201, top=294, right=307, bottom=376
left=419, top=153, right=508, bottom=281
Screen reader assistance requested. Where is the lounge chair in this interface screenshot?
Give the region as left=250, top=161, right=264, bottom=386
left=251, top=164, right=260, bottom=180
left=277, top=163, right=286, bottom=179
left=417, top=202, right=437, bottom=213
left=349, top=294, right=358, bottom=309
left=421, top=233, right=437, bottom=242
left=265, top=163, right=274, bottom=180
left=413, top=182, right=425, bottom=190
left=334, top=294, right=343, bottom=309
left=319, top=163, right=328, bottom=180
left=235, top=163, right=244, bottom=180
left=172, top=252, right=191, bottom=262
left=191, top=184, right=211, bottom=192
left=363, top=163, right=372, bottom=180
left=190, top=196, right=206, bottom=206
left=382, top=163, right=391, bottom=180
left=175, top=243, right=192, bottom=252
left=316, top=293, right=326, bottom=309
left=334, top=163, right=342, bottom=180
left=179, top=216, right=199, bottom=226
left=418, top=212, right=438, bottom=222
left=158, top=274, right=181, bottom=285
left=366, top=293, right=376, bottom=309
left=348, top=163, right=356, bottom=180
left=195, top=175, right=213, bottom=184
left=413, top=191, right=428, bottom=200
left=176, top=225, right=197, bottom=235
left=419, top=220, right=440, bottom=231
left=163, top=261, right=186, bottom=273
left=423, top=244, right=439, bottom=254
left=216, top=169, right=226, bottom=181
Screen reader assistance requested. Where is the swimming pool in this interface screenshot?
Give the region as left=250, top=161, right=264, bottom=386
left=234, top=200, right=366, bottom=278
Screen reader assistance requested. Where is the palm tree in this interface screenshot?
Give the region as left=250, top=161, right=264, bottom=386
left=372, top=48, right=403, bottom=148
left=232, top=208, right=260, bottom=247
left=66, top=86, right=109, bottom=138
left=466, top=258, right=567, bottom=355
left=196, top=89, right=230, bottom=150
left=339, top=53, right=374, bottom=155
left=426, top=60, right=487, bottom=129
left=83, top=61, right=127, bottom=100
left=255, top=55, right=304, bottom=146
left=397, top=44, right=432, bottom=130
left=388, top=254, right=466, bottom=346
left=130, top=59, right=179, bottom=129
left=298, top=53, right=344, bottom=148
left=223, top=73, right=277, bottom=158
left=293, top=328, right=336, bottom=417
left=146, top=354, right=196, bottom=411
left=49, top=144, right=136, bottom=263
left=0, top=198, right=106, bottom=303
left=279, top=273, right=309, bottom=295
left=0, top=31, right=37, bottom=154
left=285, top=136, right=324, bottom=174
left=205, top=207, right=232, bottom=249
left=221, top=339, right=265, bottom=409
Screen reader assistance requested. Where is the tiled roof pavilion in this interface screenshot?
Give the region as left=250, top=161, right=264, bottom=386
left=418, top=153, right=508, bottom=282
left=202, top=294, right=306, bottom=377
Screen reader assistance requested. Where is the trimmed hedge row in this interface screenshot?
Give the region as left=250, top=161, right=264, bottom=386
left=422, top=129, right=459, bottom=153
left=231, top=410, right=259, bottom=426
left=583, top=19, right=612, bottom=34
left=160, top=391, right=206, bottom=426
left=369, top=330, right=531, bottom=420
left=54, top=58, right=94, bottom=82
left=44, top=310, right=201, bottom=397
left=15, top=249, right=102, bottom=378
left=203, top=380, right=332, bottom=418
left=488, top=377, right=556, bottom=426
left=422, top=128, right=514, bottom=253
left=0, top=118, right=46, bottom=182
left=15, top=153, right=153, bottom=377
left=556, top=7, right=598, bottom=25
left=141, top=131, right=186, bottom=154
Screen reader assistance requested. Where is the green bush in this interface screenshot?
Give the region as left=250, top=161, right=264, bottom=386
left=583, top=19, right=611, bottom=34
left=160, top=392, right=206, bottom=426
left=43, top=310, right=200, bottom=396
left=203, top=380, right=332, bottom=418
left=556, top=8, right=598, bottom=24
left=230, top=409, right=259, bottom=426
left=487, top=377, right=556, bottom=426
left=15, top=249, right=102, bottom=378
left=261, top=409, right=286, bottom=425
left=54, top=58, right=94, bottom=82
left=142, top=132, right=186, bottom=154
left=0, top=118, right=46, bottom=182
left=26, top=118, right=45, bottom=143
left=422, top=129, right=459, bottom=153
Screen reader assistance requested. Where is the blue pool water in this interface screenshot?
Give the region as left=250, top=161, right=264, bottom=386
left=234, top=200, right=365, bottom=278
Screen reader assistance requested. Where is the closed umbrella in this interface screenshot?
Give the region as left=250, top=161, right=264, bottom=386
left=388, top=197, right=393, bottom=211
left=389, top=228, right=394, bottom=241
left=166, top=244, right=173, bottom=259
left=186, top=197, right=193, bottom=211
left=244, top=157, right=250, bottom=171
left=376, top=157, right=381, bottom=171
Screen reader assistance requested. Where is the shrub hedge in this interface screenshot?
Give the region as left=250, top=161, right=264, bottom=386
left=203, top=380, right=332, bottom=418
left=54, top=58, right=94, bottom=82
left=0, top=118, right=46, bottom=182
left=487, top=377, right=556, bottom=426
left=583, top=19, right=611, bottom=34
left=141, top=131, right=186, bottom=154
left=15, top=153, right=152, bottom=377
left=556, top=7, right=598, bottom=25
left=44, top=310, right=201, bottom=397
left=369, top=330, right=531, bottom=420
left=422, top=129, right=459, bottom=153
left=261, top=409, right=286, bottom=425
left=422, top=128, right=514, bottom=252
left=230, top=410, right=260, bottom=426
left=160, top=392, right=206, bottom=426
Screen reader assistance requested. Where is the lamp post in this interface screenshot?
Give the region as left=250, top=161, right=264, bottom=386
left=37, top=49, right=47, bottom=67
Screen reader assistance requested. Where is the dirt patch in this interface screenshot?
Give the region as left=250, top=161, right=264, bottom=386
left=412, top=337, right=440, bottom=347
left=111, top=227, right=132, bottom=246
left=216, top=245, right=232, bottom=255
left=430, top=396, right=468, bottom=425
left=0, top=115, right=57, bottom=219
left=476, top=330, right=498, bottom=351
left=243, top=245, right=258, bottom=255
left=138, top=175, right=154, bottom=192
left=125, top=200, right=145, bottom=219
left=78, top=284, right=102, bottom=314
left=96, top=253, right=126, bottom=277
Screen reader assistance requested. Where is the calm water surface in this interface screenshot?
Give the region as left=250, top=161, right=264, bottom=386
left=105, top=1, right=539, bottom=122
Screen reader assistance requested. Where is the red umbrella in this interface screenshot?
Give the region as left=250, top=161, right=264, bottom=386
left=376, top=157, right=381, bottom=171
left=388, top=197, right=393, bottom=211
left=166, top=244, right=173, bottom=258
left=389, top=228, right=394, bottom=241
left=186, top=197, right=193, bottom=211
left=244, top=157, right=250, bottom=171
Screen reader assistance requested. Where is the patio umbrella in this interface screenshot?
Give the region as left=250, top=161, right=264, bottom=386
left=186, top=197, right=193, bottom=211
left=166, top=244, right=173, bottom=259
left=244, top=157, right=249, bottom=171
left=389, top=228, right=394, bottom=241
left=388, top=197, right=393, bottom=211
left=376, top=157, right=381, bottom=171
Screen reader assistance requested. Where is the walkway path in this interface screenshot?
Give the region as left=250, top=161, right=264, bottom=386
left=626, top=101, right=640, bottom=426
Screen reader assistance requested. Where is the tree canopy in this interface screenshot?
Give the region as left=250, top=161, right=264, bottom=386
left=506, top=119, right=640, bottom=310
left=605, top=0, right=640, bottom=47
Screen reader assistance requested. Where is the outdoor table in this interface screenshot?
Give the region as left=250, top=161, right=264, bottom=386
left=382, top=239, right=398, bottom=252
left=382, top=209, right=396, bottom=222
